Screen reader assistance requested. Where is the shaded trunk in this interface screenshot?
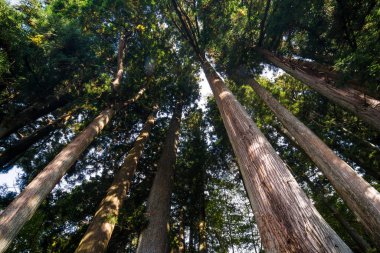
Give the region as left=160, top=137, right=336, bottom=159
left=198, top=182, right=207, bottom=253
left=302, top=177, right=372, bottom=253
left=201, top=60, right=351, bottom=252
left=136, top=102, right=183, bottom=253
left=257, top=0, right=271, bottom=46
left=75, top=111, right=157, bottom=253
left=246, top=78, right=380, bottom=246
left=178, top=208, right=185, bottom=253
left=256, top=47, right=380, bottom=131
left=0, top=93, right=72, bottom=139
left=0, top=87, right=146, bottom=253
left=328, top=205, right=372, bottom=253
left=0, top=113, right=72, bottom=169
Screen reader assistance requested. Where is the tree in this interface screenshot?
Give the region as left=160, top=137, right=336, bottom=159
left=136, top=101, right=183, bottom=253
left=75, top=109, right=157, bottom=253
left=167, top=1, right=351, bottom=251
left=256, top=47, right=380, bottom=131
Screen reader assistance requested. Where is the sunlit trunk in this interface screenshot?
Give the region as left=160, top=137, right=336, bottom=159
left=136, top=102, right=183, bottom=253
left=200, top=60, right=351, bottom=252
left=75, top=111, right=157, bottom=253
left=0, top=86, right=147, bottom=253
left=0, top=108, right=114, bottom=253
left=247, top=78, right=380, bottom=246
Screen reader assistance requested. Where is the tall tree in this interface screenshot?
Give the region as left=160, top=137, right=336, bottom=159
left=256, top=47, right=380, bottom=131
left=75, top=108, right=157, bottom=253
left=242, top=77, right=380, bottom=246
left=136, top=101, right=183, bottom=253
left=167, top=1, right=351, bottom=251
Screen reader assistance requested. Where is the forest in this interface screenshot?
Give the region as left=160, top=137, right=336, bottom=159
left=0, top=0, right=379, bottom=252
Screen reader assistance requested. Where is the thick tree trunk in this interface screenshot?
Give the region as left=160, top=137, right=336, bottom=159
left=136, top=102, right=183, bottom=253
left=256, top=47, right=380, bottom=131
left=247, top=78, right=380, bottom=246
left=0, top=113, right=72, bottom=169
left=74, top=111, right=156, bottom=253
left=201, top=60, right=351, bottom=252
left=0, top=86, right=147, bottom=253
left=0, top=108, right=114, bottom=253
left=0, top=93, right=72, bottom=139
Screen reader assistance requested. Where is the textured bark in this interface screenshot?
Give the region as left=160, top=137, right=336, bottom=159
left=256, top=47, right=380, bottom=131
left=247, top=78, right=380, bottom=246
left=0, top=113, right=72, bottom=169
left=0, top=93, right=71, bottom=139
left=0, top=108, right=114, bottom=253
left=201, top=61, right=351, bottom=253
left=136, top=102, right=183, bottom=253
left=75, top=111, right=156, bottom=253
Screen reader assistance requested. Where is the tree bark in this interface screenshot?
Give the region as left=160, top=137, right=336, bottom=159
left=201, top=60, right=351, bottom=252
left=0, top=93, right=72, bottom=139
left=136, top=102, right=183, bottom=253
left=246, top=78, right=380, bottom=246
left=256, top=47, right=380, bottom=131
left=75, top=111, right=157, bottom=253
left=0, top=86, right=147, bottom=253
left=0, top=108, right=114, bottom=253
left=0, top=113, right=72, bottom=169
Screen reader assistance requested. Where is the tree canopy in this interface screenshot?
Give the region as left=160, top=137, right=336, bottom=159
left=0, top=0, right=379, bottom=252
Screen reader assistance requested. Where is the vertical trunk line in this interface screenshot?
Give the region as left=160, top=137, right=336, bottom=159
left=247, top=78, right=380, bottom=246
left=136, top=102, right=183, bottom=253
left=201, top=60, right=351, bottom=252
left=75, top=110, right=157, bottom=253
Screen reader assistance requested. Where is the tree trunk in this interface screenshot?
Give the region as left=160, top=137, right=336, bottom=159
left=246, top=78, right=380, bottom=246
left=257, top=0, right=271, bottom=46
left=198, top=180, right=207, bottom=253
left=302, top=176, right=372, bottom=253
left=0, top=86, right=147, bottom=253
left=0, top=93, right=72, bottom=139
left=136, top=102, right=183, bottom=253
left=111, top=31, right=128, bottom=93
left=328, top=205, right=372, bottom=253
left=178, top=208, right=185, bottom=253
left=0, top=112, right=72, bottom=169
left=201, top=60, right=351, bottom=252
left=256, top=47, right=380, bottom=131
left=75, top=111, right=157, bottom=253
left=0, top=108, right=114, bottom=253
